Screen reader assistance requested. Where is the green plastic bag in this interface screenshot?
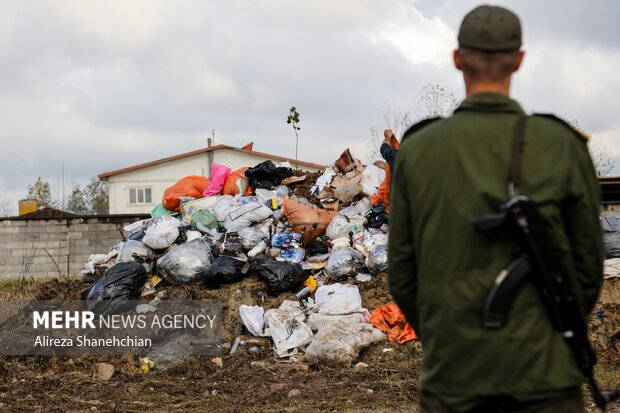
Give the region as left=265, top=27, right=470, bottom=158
left=151, top=203, right=177, bottom=219
left=190, top=209, right=218, bottom=229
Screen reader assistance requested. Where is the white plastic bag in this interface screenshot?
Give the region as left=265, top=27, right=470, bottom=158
left=310, top=168, right=337, bottom=197
left=142, top=215, right=181, bottom=250
left=117, top=240, right=155, bottom=274
left=238, top=226, right=270, bottom=251
left=239, top=304, right=265, bottom=336
left=360, top=164, right=386, bottom=196
left=325, top=248, right=366, bottom=281
left=303, top=323, right=386, bottom=366
left=224, top=202, right=273, bottom=232
left=213, top=196, right=239, bottom=226
left=326, top=214, right=366, bottom=241
left=314, top=283, right=366, bottom=315
left=264, top=300, right=313, bottom=357
left=306, top=313, right=369, bottom=331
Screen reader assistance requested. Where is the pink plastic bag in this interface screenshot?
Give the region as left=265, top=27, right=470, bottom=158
left=203, top=163, right=232, bottom=196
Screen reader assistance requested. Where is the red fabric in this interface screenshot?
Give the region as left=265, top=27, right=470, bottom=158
left=370, top=304, right=417, bottom=344
left=162, top=176, right=210, bottom=211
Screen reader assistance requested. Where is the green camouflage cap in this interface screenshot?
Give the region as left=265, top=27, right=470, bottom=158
left=458, top=5, right=522, bottom=52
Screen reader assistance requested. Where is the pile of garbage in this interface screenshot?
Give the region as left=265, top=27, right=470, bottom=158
left=82, top=153, right=410, bottom=366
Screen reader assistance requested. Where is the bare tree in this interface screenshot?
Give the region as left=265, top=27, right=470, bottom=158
left=589, top=138, right=616, bottom=177
left=367, top=84, right=459, bottom=163
left=414, top=83, right=459, bottom=120
left=367, top=103, right=412, bottom=162
left=570, top=120, right=616, bottom=177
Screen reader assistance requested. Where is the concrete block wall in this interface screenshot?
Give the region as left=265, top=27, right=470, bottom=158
left=0, top=215, right=149, bottom=280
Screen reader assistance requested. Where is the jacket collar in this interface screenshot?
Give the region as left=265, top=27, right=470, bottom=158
left=454, top=92, right=525, bottom=115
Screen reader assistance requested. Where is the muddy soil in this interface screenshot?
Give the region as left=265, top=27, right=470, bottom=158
left=0, top=275, right=618, bottom=412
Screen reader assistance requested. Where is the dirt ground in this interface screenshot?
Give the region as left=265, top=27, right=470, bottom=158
left=0, top=275, right=619, bottom=412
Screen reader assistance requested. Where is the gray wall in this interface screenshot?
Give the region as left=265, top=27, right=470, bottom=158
left=0, top=215, right=148, bottom=280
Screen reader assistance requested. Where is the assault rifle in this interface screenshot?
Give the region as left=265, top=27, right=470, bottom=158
left=472, top=194, right=618, bottom=410
left=471, top=115, right=617, bottom=410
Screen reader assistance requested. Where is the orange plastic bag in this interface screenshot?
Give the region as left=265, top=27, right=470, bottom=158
left=370, top=138, right=400, bottom=211
left=370, top=304, right=417, bottom=344
left=223, top=167, right=250, bottom=196
left=370, top=163, right=390, bottom=210
left=162, top=176, right=210, bottom=212
left=282, top=198, right=338, bottom=244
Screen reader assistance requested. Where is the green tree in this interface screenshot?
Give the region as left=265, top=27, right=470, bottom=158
left=286, top=106, right=301, bottom=169
left=85, top=177, right=109, bottom=215
left=67, top=185, right=88, bottom=215
left=26, top=177, right=54, bottom=208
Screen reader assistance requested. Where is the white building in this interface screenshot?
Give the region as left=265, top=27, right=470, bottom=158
left=99, top=142, right=325, bottom=215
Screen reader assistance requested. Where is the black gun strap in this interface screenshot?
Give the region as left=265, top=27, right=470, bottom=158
left=509, top=115, right=528, bottom=195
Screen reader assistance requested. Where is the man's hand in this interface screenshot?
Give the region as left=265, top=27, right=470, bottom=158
left=383, top=129, right=396, bottom=145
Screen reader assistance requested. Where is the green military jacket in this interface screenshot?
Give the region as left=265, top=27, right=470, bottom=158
left=388, top=92, right=604, bottom=395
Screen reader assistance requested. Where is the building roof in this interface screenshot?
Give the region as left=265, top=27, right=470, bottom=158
left=98, top=143, right=326, bottom=180
left=9, top=207, right=78, bottom=220
left=601, top=176, right=620, bottom=205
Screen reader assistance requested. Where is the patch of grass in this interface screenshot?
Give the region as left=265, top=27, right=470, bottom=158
left=0, top=277, right=59, bottom=299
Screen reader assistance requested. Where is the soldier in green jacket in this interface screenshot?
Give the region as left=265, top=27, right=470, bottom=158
left=388, top=5, right=603, bottom=412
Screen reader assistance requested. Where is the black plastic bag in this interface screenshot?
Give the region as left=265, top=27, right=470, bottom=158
left=365, top=205, right=388, bottom=229
left=251, top=253, right=306, bottom=294
left=204, top=255, right=250, bottom=288
left=245, top=160, right=294, bottom=190
left=306, top=240, right=329, bottom=256
left=82, top=262, right=147, bottom=313
left=157, top=237, right=215, bottom=285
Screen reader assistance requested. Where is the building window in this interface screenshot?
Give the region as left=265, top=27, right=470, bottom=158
left=129, top=188, right=152, bottom=204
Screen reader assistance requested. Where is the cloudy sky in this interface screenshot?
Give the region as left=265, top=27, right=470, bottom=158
left=1, top=0, right=619, bottom=213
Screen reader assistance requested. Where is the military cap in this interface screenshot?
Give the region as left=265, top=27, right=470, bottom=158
left=458, top=5, right=522, bottom=52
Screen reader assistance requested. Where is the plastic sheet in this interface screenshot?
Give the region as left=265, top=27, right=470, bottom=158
left=157, top=237, right=214, bottom=285
left=251, top=253, right=306, bottom=294
left=239, top=305, right=265, bottom=336
left=142, top=216, right=181, bottom=250
left=325, top=248, right=365, bottom=281
left=83, top=262, right=147, bottom=313
left=264, top=300, right=313, bottom=357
